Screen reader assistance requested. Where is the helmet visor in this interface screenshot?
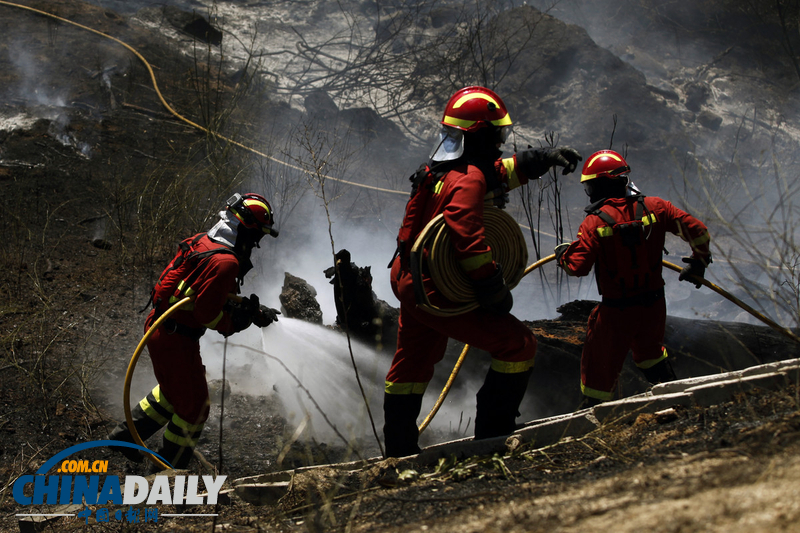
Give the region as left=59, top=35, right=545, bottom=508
left=608, top=165, right=631, bottom=177
left=430, top=126, right=464, bottom=162
left=498, top=125, right=512, bottom=144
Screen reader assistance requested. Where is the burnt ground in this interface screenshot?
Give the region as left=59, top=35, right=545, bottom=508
left=0, top=1, right=799, bottom=532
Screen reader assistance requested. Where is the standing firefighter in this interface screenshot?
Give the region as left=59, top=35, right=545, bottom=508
left=109, top=193, right=281, bottom=469
left=384, top=86, right=582, bottom=457
left=554, top=150, right=712, bottom=406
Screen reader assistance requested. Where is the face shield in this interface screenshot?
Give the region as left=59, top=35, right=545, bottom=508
left=429, top=126, right=464, bottom=162
left=498, top=125, right=512, bottom=144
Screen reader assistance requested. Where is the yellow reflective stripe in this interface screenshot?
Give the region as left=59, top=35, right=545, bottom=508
left=588, top=152, right=624, bottom=166
left=171, top=413, right=205, bottom=433
left=580, top=382, right=614, bottom=401
left=642, top=213, right=656, bottom=226
left=243, top=198, right=270, bottom=217
left=580, top=172, right=598, bottom=182
left=433, top=180, right=444, bottom=194
left=168, top=281, right=196, bottom=307
left=690, top=231, right=710, bottom=247
left=490, top=115, right=512, bottom=127
left=176, top=280, right=189, bottom=294
left=385, top=381, right=428, bottom=395
left=490, top=358, right=534, bottom=373
left=443, top=116, right=477, bottom=129
left=151, top=385, right=173, bottom=411
left=453, top=92, right=499, bottom=109
left=164, top=428, right=199, bottom=448
left=203, top=310, right=224, bottom=329
left=502, top=157, right=520, bottom=189
left=635, top=347, right=668, bottom=369
left=459, top=252, right=493, bottom=272
left=597, top=226, right=614, bottom=237
left=139, top=397, right=170, bottom=426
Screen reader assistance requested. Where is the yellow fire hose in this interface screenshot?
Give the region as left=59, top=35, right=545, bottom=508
left=417, top=254, right=799, bottom=434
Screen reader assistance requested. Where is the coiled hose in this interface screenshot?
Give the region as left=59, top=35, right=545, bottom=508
left=411, top=208, right=529, bottom=317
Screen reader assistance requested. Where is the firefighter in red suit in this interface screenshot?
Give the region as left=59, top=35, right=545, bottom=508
left=554, top=150, right=712, bottom=406
left=383, top=86, right=583, bottom=457
left=109, top=193, right=281, bottom=469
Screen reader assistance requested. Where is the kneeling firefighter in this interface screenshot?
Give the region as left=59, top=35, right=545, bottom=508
left=383, top=86, right=583, bottom=457
left=554, top=150, right=712, bottom=406
left=109, top=193, right=281, bottom=469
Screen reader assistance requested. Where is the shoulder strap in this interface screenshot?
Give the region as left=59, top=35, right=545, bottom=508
left=157, top=233, right=209, bottom=285
left=593, top=209, right=617, bottom=227
left=634, top=194, right=645, bottom=220
left=390, top=162, right=448, bottom=268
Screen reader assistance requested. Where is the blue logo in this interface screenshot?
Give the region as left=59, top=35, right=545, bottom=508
left=14, top=440, right=226, bottom=525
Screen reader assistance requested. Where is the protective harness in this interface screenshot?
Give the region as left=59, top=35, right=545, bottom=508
left=587, top=194, right=663, bottom=307
left=145, top=233, right=239, bottom=340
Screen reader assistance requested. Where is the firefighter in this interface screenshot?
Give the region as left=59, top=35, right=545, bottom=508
left=554, top=150, right=712, bottom=406
left=384, top=86, right=583, bottom=457
left=109, top=193, right=281, bottom=469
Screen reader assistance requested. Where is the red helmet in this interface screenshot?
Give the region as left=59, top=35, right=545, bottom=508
left=441, top=86, right=512, bottom=133
left=580, top=150, right=631, bottom=183
left=227, top=193, right=277, bottom=236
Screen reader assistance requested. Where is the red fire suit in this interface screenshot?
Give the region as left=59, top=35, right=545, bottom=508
left=386, top=156, right=536, bottom=400
left=558, top=196, right=711, bottom=401
left=143, top=233, right=244, bottom=457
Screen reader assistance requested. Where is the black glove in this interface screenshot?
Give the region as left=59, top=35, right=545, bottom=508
left=253, top=305, right=281, bottom=327
left=554, top=242, right=571, bottom=263
left=472, top=266, right=513, bottom=315
left=227, top=296, right=256, bottom=335
left=516, top=147, right=583, bottom=178
left=678, top=257, right=706, bottom=289
left=545, top=147, right=583, bottom=175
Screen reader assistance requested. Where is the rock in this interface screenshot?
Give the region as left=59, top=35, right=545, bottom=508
left=683, top=81, right=710, bottom=112
left=183, top=17, right=222, bottom=46
left=208, top=379, right=232, bottom=402
left=304, top=90, right=339, bottom=121
left=149, top=5, right=222, bottom=45
left=279, top=273, right=323, bottom=324
left=698, top=109, right=723, bottom=130
left=556, top=300, right=599, bottom=322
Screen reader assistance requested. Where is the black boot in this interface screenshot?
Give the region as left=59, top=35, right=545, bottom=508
left=108, top=401, right=169, bottom=463
left=578, top=395, right=603, bottom=409
left=474, top=368, right=533, bottom=440
left=641, top=358, right=677, bottom=385
left=383, top=393, right=423, bottom=458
